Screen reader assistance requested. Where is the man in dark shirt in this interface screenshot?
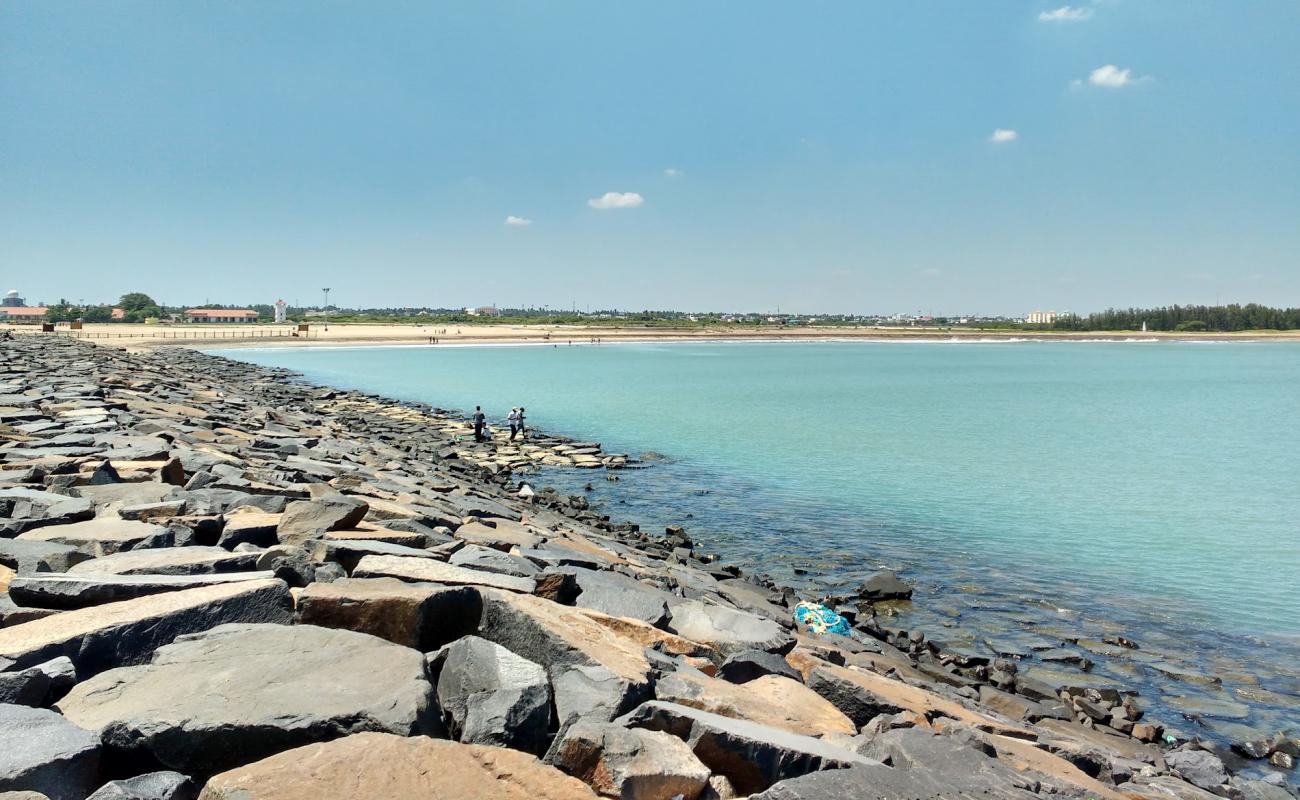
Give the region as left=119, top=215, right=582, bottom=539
left=472, top=406, right=486, bottom=442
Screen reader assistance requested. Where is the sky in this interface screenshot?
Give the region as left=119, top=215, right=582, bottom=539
left=2, top=2, right=1298, bottom=316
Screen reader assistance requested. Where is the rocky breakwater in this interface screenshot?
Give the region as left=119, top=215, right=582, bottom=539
left=0, top=335, right=1292, bottom=800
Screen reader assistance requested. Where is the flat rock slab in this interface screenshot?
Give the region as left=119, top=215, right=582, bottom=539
left=0, top=489, right=94, bottom=536
left=67, top=546, right=260, bottom=577
left=454, top=519, right=540, bottom=551
left=0, top=540, right=93, bottom=575
left=353, top=553, right=535, bottom=593
left=86, top=770, right=195, bottom=800
left=8, top=571, right=278, bottom=610
left=654, top=671, right=856, bottom=737
left=16, top=519, right=169, bottom=557
left=197, top=731, right=596, bottom=800
left=564, top=567, right=673, bottom=627
left=666, top=599, right=795, bottom=656
left=0, top=578, right=292, bottom=675
left=276, top=497, right=368, bottom=546
left=618, top=700, right=874, bottom=795
left=296, top=577, right=480, bottom=650
left=749, top=762, right=1032, bottom=800
left=58, top=623, right=439, bottom=777
left=0, top=703, right=100, bottom=800
left=309, top=539, right=440, bottom=574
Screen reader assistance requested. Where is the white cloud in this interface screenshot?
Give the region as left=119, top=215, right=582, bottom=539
left=1039, top=6, right=1093, bottom=22
left=588, top=191, right=644, bottom=210
left=504, top=215, right=532, bottom=227
left=664, top=168, right=683, bottom=177
left=1075, top=64, right=1146, bottom=89
left=989, top=128, right=1019, bottom=143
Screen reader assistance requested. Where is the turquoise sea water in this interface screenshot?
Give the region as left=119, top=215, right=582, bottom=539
left=218, top=340, right=1300, bottom=740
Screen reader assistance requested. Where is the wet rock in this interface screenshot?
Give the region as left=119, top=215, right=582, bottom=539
left=1164, top=748, right=1228, bottom=791
left=57, top=623, right=439, bottom=777
left=437, top=635, right=551, bottom=754
left=857, top=571, right=913, bottom=602
left=548, top=721, right=711, bottom=800
left=296, top=577, right=481, bottom=650
left=618, top=700, right=873, bottom=795
left=86, top=771, right=195, bottom=800
left=0, top=578, right=292, bottom=676
left=0, top=704, right=100, bottom=800
left=197, top=732, right=597, bottom=800
left=353, top=553, right=536, bottom=593
left=719, top=649, right=802, bottom=684
left=666, top=599, right=795, bottom=656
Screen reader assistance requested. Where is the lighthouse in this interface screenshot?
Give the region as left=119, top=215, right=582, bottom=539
left=274, top=299, right=288, bottom=324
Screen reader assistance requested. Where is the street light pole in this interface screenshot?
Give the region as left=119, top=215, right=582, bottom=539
left=323, top=287, right=331, bottom=332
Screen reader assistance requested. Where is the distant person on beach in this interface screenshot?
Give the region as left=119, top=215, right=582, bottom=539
left=516, top=407, right=526, bottom=439
left=472, top=406, right=486, bottom=442
left=507, top=407, right=521, bottom=441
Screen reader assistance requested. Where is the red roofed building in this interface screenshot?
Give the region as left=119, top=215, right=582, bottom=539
left=0, top=306, right=49, bottom=322
left=185, top=309, right=259, bottom=323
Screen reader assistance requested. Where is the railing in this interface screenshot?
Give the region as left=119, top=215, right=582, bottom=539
left=7, top=327, right=312, bottom=341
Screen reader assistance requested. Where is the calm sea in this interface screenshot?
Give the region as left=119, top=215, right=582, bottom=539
left=217, top=340, right=1300, bottom=743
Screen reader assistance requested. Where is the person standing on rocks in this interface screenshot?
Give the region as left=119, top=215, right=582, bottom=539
left=472, top=406, right=486, bottom=442
left=507, top=407, right=521, bottom=441
left=516, top=407, right=526, bottom=440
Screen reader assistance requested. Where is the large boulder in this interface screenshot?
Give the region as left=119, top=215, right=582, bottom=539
left=860, top=727, right=1042, bottom=798
left=653, top=671, right=856, bottom=737
left=276, top=496, right=368, bottom=546
left=475, top=590, right=657, bottom=723
left=0, top=704, right=100, bottom=800
left=1165, top=749, right=1228, bottom=792
left=9, top=571, right=276, bottom=610
left=450, top=545, right=540, bottom=578
left=666, top=600, right=795, bottom=656
left=749, top=762, right=1033, bottom=800
left=16, top=519, right=168, bottom=557
left=437, top=635, right=551, bottom=754
left=563, top=567, right=672, bottom=627
left=353, top=553, right=535, bottom=593
left=67, top=547, right=260, bottom=577
left=548, top=721, right=711, bottom=800
left=308, top=539, right=440, bottom=574
left=196, top=732, right=597, bottom=799
left=857, top=571, right=913, bottom=601
left=0, top=539, right=93, bottom=574
left=296, top=578, right=480, bottom=650
left=618, top=701, right=873, bottom=795
left=719, top=649, right=802, bottom=684
left=58, top=623, right=439, bottom=777
left=454, top=519, right=540, bottom=551
left=0, top=488, right=94, bottom=537
left=0, top=578, right=292, bottom=675
left=0, top=658, right=75, bottom=707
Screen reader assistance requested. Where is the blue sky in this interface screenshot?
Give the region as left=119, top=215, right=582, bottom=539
left=2, top=2, right=1297, bottom=315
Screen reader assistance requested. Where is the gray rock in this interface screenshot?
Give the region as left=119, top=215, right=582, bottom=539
left=0, top=704, right=100, bottom=800
left=749, top=762, right=1034, bottom=800
left=618, top=700, right=873, bottom=795
left=0, top=658, right=74, bottom=707
left=437, top=635, right=551, bottom=755
left=353, top=553, right=536, bottom=593
left=857, top=571, right=913, bottom=601
left=0, top=489, right=94, bottom=537
left=66, top=546, right=259, bottom=577
left=860, top=727, right=1041, bottom=797
left=57, top=623, right=439, bottom=777
left=276, top=496, right=369, bottom=545
left=805, top=665, right=904, bottom=726
left=563, top=567, right=672, bottom=627
left=450, top=544, right=540, bottom=578
left=666, top=599, right=795, bottom=657
left=15, top=519, right=169, bottom=557
left=0, top=578, right=292, bottom=676
left=312, top=562, right=347, bottom=583
left=548, top=721, right=711, bottom=800
left=1165, top=748, right=1228, bottom=791
left=85, top=771, right=195, bottom=800
left=0, top=540, right=93, bottom=574
left=309, top=538, right=440, bottom=574
left=8, top=571, right=277, bottom=610
left=719, top=649, right=802, bottom=684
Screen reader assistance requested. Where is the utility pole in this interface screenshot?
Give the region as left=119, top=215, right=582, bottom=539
left=323, top=287, right=331, bottom=331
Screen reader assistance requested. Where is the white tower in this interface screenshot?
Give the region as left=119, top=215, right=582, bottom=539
left=274, top=299, right=288, bottom=323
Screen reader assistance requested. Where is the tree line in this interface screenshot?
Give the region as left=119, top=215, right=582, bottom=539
left=1042, top=304, right=1300, bottom=332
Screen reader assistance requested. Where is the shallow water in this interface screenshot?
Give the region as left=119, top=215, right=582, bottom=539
left=218, top=340, right=1300, bottom=746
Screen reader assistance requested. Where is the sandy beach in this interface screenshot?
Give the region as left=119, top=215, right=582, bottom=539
left=6, top=321, right=1299, bottom=353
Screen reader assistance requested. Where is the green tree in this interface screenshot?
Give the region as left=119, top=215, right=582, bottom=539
left=82, top=305, right=113, bottom=323
left=119, top=292, right=157, bottom=312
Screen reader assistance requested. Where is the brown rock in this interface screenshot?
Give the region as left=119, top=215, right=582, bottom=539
left=654, top=671, right=855, bottom=737
left=198, top=731, right=596, bottom=800
left=295, top=577, right=480, bottom=650
left=454, top=519, right=540, bottom=551
left=353, top=554, right=535, bottom=593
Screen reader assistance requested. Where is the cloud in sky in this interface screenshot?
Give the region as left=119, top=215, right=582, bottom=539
left=504, top=215, right=532, bottom=226
left=588, top=191, right=644, bottom=210
left=989, top=128, right=1019, bottom=143
left=1038, top=6, right=1093, bottom=22
left=1073, top=64, right=1147, bottom=89
left=664, top=168, right=683, bottom=177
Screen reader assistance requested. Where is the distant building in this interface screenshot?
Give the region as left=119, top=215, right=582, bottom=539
left=465, top=306, right=501, bottom=317
left=2, top=289, right=25, bottom=308
left=274, top=300, right=288, bottom=323
left=185, top=308, right=259, bottom=324
left=0, top=306, right=48, bottom=322
left=1026, top=310, right=1058, bottom=324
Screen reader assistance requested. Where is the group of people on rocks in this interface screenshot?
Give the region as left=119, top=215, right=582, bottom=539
left=470, top=405, right=526, bottom=443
